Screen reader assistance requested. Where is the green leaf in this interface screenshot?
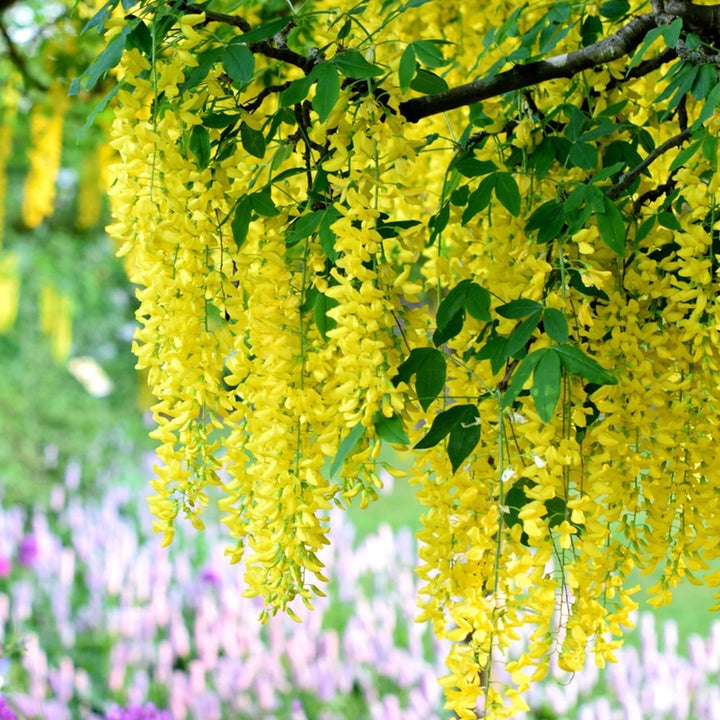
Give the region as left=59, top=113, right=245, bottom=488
left=543, top=308, right=569, bottom=344
left=223, top=43, right=255, bottom=85
left=202, top=112, right=241, bottom=129
left=526, top=200, right=565, bottom=243
left=189, top=125, right=211, bottom=169
left=233, top=18, right=288, bottom=44
left=415, top=403, right=476, bottom=449
left=393, top=347, right=446, bottom=411
left=231, top=198, right=253, bottom=248
left=453, top=155, right=496, bottom=178
left=669, top=138, right=702, bottom=172
left=545, top=496, right=567, bottom=529
left=313, top=62, right=340, bottom=122
left=494, top=173, right=521, bottom=216
left=374, top=413, right=410, bottom=445
left=532, top=350, right=562, bottom=423
left=433, top=309, right=464, bottom=346
left=74, top=24, right=130, bottom=93
left=476, top=334, right=509, bottom=375
left=330, top=423, right=365, bottom=478
left=447, top=410, right=481, bottom=473
left=412, top=40, right=445, bottom=68
left=249, top=190, right=278, bottom=217
left=315, top=292, right=338, bottom=342
left=569, top=142, right=598, bottom=170
left=506, top=310, right=541, bottom=356
left=281, top=76, right=315, bottom=106
left=596, top=196, right=625, bottom=256
left=319, top=206, right=342, bottom=261
left=661, top=17, right=682, bottom=48
left=333, top=49, right=384, bottom=79
left=497, top=298, right=543, bottom=319
left=553, top=344, right=616, bottom=385
left=410, top=68, right=448, bottom=94
left=502, top=349, right=545, bottom=409
left=462, top=175, right=496, bottom=224
left=240, top=122, right=266, bottom=159
left=465, top=283, right=492, bottom=321
left=599, top=0, right=630, bottom=19
left=286, top=210, right=324, bottom=247
left=398, top=45, right=417, bottom=94
left=436, top=280, right=471, bottom=332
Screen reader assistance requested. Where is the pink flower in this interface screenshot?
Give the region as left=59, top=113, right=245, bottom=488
left=0, top=557, right=10, bottom=578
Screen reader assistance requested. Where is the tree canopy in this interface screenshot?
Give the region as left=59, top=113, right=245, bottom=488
left=3, top=0, right=720, bottom=717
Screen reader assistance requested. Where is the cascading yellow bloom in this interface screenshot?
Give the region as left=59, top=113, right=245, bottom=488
left=22, top=82, right=67, bottom=229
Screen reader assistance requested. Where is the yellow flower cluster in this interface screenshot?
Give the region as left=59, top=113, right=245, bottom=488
left=22, top=82, right=67, bottom=229
left=0, top=251, right=19, bottom=333
left=103, top=1, right=720, bottom=717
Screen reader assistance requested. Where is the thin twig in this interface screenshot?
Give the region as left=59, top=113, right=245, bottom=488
left=0, top=20, right=48, bottom=91
left=607, top=127, right=692, bottom=200
left=182, top=3, right=314, bottom=74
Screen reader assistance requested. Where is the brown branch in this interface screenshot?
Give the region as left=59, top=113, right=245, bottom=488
left=183, top=3, right=314, bottom=74
left=664, top=0, right=720, bottom=34
left=0, top=20, right=48, bottom=91
left=399, top=14, right=657, bottom=122
left=607, top=127, right=692, bottom=200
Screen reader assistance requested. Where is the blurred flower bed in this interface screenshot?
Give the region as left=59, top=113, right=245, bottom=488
left=1, top=462, right=720, bottom=720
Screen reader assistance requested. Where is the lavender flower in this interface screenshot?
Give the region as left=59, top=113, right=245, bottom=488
left=17, top=537, right=38, bottom=568
left=103, top=704, right=173, bottom=720
left=0, top=697, right=18, bottom=720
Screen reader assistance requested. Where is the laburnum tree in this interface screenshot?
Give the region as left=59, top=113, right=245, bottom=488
left=3, top=0, right=720, bottom=716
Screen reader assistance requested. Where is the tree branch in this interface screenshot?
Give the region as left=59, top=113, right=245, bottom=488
left=607, top=127, right=692, bottom=200
left=0, top=20, right=48, bottom=91
left=183, top=3, right=314, bottom=74
left=664, top=0, right=720, bottom=34
left=399, top=14, right=657, bottom=122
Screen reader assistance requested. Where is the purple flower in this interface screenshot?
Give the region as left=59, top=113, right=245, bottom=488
left=200, top=567, right=221, bottom=587
left=17, top=536, right=38, bottom=568
left=0, top=697, right=18, bottom=720
left=103, top=704, right=174, bottom=720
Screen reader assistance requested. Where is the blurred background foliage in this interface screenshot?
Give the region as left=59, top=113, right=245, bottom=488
left=0, top=1, right=152, bottom=505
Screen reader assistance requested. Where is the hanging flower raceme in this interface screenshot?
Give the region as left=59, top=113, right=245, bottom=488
left=22, top=82, right=67, bottom=229
left=98, top=0, right=720, bottom=717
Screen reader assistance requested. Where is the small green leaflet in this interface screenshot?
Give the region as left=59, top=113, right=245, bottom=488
left=313, top=62, right=340, bottom=122
left=223, top=43, right=255, bottom=85
left=189, top=125, right=211, bottom=169
left=333, top=49, right=384, bottom=79
left=285, top=210, right=324, bottom=247
left=532, top=350, right=561, bottom=423
left=436, top=280, right=492, bottom=336
left=501, top=349, right=545, bottom=409
left=281, top=76, right=314, bottom=107
left=374, top=412, right=410, bottom=445
left=393, top=347, right=446, bottom=411
left=415, top=404, right=480, bottom=473
left=543, top=308, right=568, bottom=344
left=553, top=344, right=617, bottom=385
left=506, top=310, right=541, bottom=356
left=412, top=40, right=446, bottom=69
left=398, top=45, right=417, bottom=94
left=497, top=298, right=543, bottom=319
left=494, top=172, right=521, bottom=216
left=240, top=122, right=266, bottom=159
left=315, top=292, right=338, bottom=342
left=231, top=198, right=253, bottom=248
left=70, top=24, right=131, bottom=95
left=248, top=190, right=278, bottom=217
left=595, top=197, right=626, bottom=256
left=410, top=69, right=448, bottom=94
left=330, top=423, right=365, bottom=478
left=233, top=18, right=289, bottom=44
